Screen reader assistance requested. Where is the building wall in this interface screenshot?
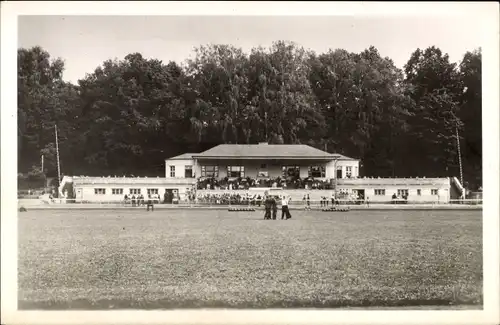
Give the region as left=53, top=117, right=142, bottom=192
left=70, top=176, right=451, bottom=203
left=72, top=175, right=196, bottom=202
left=196, top=177, right=451, bottom=203
left=336, top=178, right=451, bottom=202
left=165, top=159, right=196, bottom=179
left=74, top=184, right=195, bottom=202
left=325, top=160, right=359, bottom=179
left=341, top=186, right=450, bottom=203
left=196, top=182, right=450, bottom=203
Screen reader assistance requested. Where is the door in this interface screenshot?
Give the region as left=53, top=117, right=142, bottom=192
left=76, top=188, right=83, bottom=201
left=357, top=189, right=365, bottom=203
left=336, top=168, right=343, bottom=179
left=358, top=190, right=365, bottom=200
left=164, top=189, right=173, bottom=204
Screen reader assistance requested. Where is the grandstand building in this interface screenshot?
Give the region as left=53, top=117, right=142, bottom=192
left=60, top=142, right=464, bottom=203
left=166, top=143, right=360, bottom=182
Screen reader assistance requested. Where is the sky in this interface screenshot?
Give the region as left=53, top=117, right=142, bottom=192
left=18, top=15, right=483, bottom=84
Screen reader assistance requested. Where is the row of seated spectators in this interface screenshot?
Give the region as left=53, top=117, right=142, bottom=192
left=123, top=194, right=162, bottom=205
left=195, top=193, right=266, bottom=205
left=196, top=176, right=333, bottom=191
left=391, top=194, right=408, bottom=204
left=194, top=192, right=369, bottom=206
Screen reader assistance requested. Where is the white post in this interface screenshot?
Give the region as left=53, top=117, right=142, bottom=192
left=265, top=112, right=268, bottom=141
left=455, top=123, right=465, bottom=199
left=55, top=125, right=61, bottom=188
left=334, top=158, right=338, bottom=200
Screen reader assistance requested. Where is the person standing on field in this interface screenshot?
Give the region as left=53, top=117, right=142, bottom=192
left=263, top=193, right=272, bottom=220
left=146, top=194, right=154, bottom=211
left=281, top=195, right=292, bottom=220
left=272, top=196, right=278, bottom=219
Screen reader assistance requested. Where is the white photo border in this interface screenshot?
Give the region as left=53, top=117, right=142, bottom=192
left=2, top=1, right=499, bottom=325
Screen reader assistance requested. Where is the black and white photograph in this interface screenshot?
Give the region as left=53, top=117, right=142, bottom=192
left=1, top=2, right=499, bottom=325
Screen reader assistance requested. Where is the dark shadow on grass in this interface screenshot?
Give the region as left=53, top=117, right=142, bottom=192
left=18, top=298, right=483, bottom=310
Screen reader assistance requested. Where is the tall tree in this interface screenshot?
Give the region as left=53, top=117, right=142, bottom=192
left=404, top=46, right=464, bottom=177
left=185, top=44, right=250, bottom=144
left=309, top=46, right=411, bottom=176
left=457, top=49, right=482, bottom=189
left=17, top=44, right=480, bottom=183
left=18, top=46, right=79, bottom=177
left=247, top=41, right=325, bottom=145
left=76, top=53, right=190, bottom=175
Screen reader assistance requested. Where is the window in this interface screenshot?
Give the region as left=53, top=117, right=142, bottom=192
left=184, top=165, right=193, bottom=178
left=129, top=188, right=141, bottom=195
left=94, top=188, right=106, bottom=195
left=397, top=189, right=409, bottom=197
left=431, top=189, right=438, bottom=195
left=147, top=189, right=159, bottom=195
left=346, top=166, right=352, bottom=178
left=374, top=189, right=385, bottom=196
left=112, top=188, right=123, bottom=195
left=169, top=165, right=175, bottom=178
left=227, top=166, right=245, bottom=178
left=336, top=166, right=343, bottom=179
left=201, top=165, right=219, bottom=177
left=282, top=166, right=300, bottom=178
left=258, top=164, right=269, bottom=177
left=308, top=166, right=326, bottom=178
left=417, top=189, right=422, bottom=196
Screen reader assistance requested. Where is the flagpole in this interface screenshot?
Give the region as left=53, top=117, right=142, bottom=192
left=455, top=121, right=464, bottom=199
left=55, top=125, right=61, bottom=185
left=265, top=112, right=268, bottom=141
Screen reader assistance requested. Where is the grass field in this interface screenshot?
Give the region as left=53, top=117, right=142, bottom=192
left=18, top=209, right=483, bottom=309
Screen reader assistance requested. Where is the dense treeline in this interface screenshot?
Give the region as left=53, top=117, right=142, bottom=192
left=17, top=41, right=482, bottom=190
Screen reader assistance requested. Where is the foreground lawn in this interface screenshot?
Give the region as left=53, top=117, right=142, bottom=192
left=18, top=209, right=482, bottom=309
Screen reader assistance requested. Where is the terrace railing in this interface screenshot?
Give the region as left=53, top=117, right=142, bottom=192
left=196, top=176, right=455, bottom=191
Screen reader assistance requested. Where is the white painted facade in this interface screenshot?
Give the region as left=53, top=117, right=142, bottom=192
left=164, top=157, right=360, bottom=180
left=194, top=177, right=452, bottom=203
left=165, top=158, right=197, bottom=179
left=63, top=176, right=195, bottom=203
left=335, top=177, right=451, bottom=203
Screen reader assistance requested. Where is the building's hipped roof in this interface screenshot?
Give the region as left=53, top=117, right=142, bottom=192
left=168, top=153, right=198, bottom=160
left=191, top=144, right=357, bottom=160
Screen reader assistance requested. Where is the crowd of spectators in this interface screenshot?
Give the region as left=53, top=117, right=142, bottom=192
left=195, top=192, right=265, bottom=206
left=196, top=176, right=333, bottom=191
left=391, top=193, right=408, bottom=204
left=123, top=194, right=161, bottom=206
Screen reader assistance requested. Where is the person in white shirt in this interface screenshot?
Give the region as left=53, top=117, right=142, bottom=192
left=146, top=194, right=154, bottom=211
left=281, top=195, right=292, bottom=220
